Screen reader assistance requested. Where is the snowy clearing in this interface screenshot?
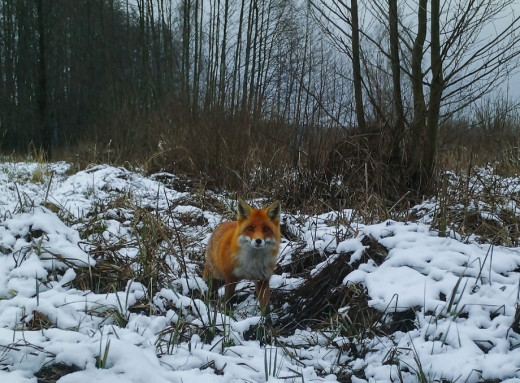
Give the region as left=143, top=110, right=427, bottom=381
left=0, top=162, right=519, bottom=382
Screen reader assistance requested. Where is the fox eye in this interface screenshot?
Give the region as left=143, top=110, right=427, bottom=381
left=263, top=226, right=271, bottom=233
left=247, top=226, right=254, bottom=232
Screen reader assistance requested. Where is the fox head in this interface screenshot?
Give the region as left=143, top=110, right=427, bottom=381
left=236, top=198, right=281, bottom=250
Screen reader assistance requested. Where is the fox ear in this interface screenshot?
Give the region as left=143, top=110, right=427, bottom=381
left=265, top=200, right=281, bottom=221
left=237, top=198, right=253, bottom=220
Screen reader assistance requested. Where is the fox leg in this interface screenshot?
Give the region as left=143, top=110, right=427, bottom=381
left=224, top=279, right=238, bottom=306
left=255, top=280, right=271, bottom=315
left=205, top=277, right=222, bottom=296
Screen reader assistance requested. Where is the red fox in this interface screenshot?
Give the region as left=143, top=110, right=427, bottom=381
left=203, top=198, right=281, bottom=312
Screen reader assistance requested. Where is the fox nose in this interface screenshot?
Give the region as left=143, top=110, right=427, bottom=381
left=255, top=238, right=263, bottom=246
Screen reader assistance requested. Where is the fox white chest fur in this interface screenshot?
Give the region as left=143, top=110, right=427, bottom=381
left=233, top=235, right=277, bottom=280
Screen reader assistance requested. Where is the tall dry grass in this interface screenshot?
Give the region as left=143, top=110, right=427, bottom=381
left=52, top=96, right=520, bottom=217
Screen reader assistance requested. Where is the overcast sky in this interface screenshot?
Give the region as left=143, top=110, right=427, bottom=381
left=470, top=1, right=520, bottom=99
left=382, top=1, right=520, bottom=101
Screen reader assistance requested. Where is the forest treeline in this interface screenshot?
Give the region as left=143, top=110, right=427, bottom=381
left=1, top=1, right=339, bottom=151
left=1, top=0, right=519, bottom=206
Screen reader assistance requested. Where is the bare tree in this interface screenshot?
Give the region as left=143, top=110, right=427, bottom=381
left=388, top=0, right=403, bottom=163
left=192, top=0, right=203, bottom=115
left=181, top=0, right=191, bottom=104
left=409, top=0, right=427, bottom=172
left=218, top=0, right=230, bottom=109
left=310, top=0, right=520, bottom=192
left=351, top=0, right=365, bottom=130
left=309, top=0, right=365, bottom=129
left=424, top=0, right=442, bottom=183
left=230, top=0, right=246, bottom=116
left=37, top=0, right=51, bottom=158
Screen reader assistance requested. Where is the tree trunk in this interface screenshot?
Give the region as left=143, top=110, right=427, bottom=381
left=424, top=0, right=443, bottom=184
left=37, top=0, right=51, bottom=158
left=219, top=0, right=229, bottom=109
left=388, top=0, right=404, bottom=163
left=241, top=0, right=254, bottom=115
left=351, top=0, right=365, bottom=129
left=181, top=0, right=191, bottom=106
left=409, top=0, right=427, bottom=188
left=247, top=1, right=259, bottom=112
left=230, top=0, right=245, bottom=117
left=193, top=0, right=203, bottom=116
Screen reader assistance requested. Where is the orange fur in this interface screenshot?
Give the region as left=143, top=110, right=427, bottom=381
left=203, top=198, right=281, bottom=311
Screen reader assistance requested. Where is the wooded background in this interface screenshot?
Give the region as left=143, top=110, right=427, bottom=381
left=1, top=0, right=519, bottom=204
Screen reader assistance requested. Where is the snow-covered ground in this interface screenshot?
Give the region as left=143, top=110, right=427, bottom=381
left=0, top=162, right=519, bottom=382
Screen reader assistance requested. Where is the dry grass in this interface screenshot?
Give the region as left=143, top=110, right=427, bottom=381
left=416, top=166, right=520, bottom=247
left=35, top=362, right=82, bottom=382
left=72, top=195, right=177, bottom=296
left=44, top=93, right=518, bottom=224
